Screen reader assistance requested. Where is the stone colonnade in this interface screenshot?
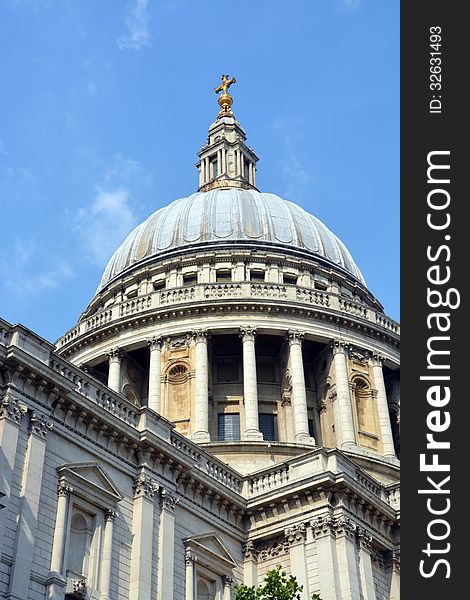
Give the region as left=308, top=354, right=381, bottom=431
left=105, top=332, right=395, bottom=456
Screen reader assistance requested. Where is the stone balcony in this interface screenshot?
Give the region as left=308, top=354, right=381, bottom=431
left=56, top=282, right=400, bottom=349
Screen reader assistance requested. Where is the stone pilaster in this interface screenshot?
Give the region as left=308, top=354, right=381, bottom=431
left=240, top=327, right=263, bottom=440
left=310, top=516, right=341, bottom=600
left=148, top=337, right=163, bottom=413
left=191, top=330, right=210, bottom=443
left=157, top=490, right=179, bottom=600
left=242, top=540, right=258, bottom=587
left=286, top=331, right=314, bottom=444
left=356, top=529, right=376, bottom=600
left=130, top=474, right=159, bottom=600
left=185, top=549, right=197, bottom=600
left=100, top=509, right=118, bottom=600
left=222, top=575, right=233, bottom=600
left=107, top=348, right=123, bottom=393
left=334, top=516, right=361, bottom=600
left=8, top=411, right=53, bottom=600
left=370, top=354, right=396, bottom=458
left=390, top=551, right=400, bottom=600
left=330, top=340, right=356, bottom=448
left=284, top=523, right=309, bottom=599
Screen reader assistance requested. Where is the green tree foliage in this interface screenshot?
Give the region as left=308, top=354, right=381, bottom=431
left=234, top=565, right=322, bottom=600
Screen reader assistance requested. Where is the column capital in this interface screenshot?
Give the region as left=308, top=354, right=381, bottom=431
left=104, top=508, right=118, bottom=522
left=284, top=523, right=307, bottom=546
left=241, top=540, right=257, bottom=561
left=222, top=575, right=234, bottom=587
left=161, top=489, right=179, bottom=512
left=370, top=353, right=386, bottom=367
left=57, top=482, right=73, bottom=497
left=330, top=338, right=350, bottom=356
left=148, top=336, right=163, bottom=351
left=356, top=528, right=373, bottom=551
left=334, top=516, right=357, bottom=539
left=239, top=326, right=257, bottom=340
left=310, top=515, right=336, bottom=538
left=286, top=330, right=305, bottom=346
left=29, top=410, right=53, bottom=438
left=0, top=393, right=27, bottom=423
left=391, top=551, right=400, bottom=573
left=107, top=347, right=123, bottom=363
left=185, top=548, right=198, bottom=565
left=191, top=329, right=209, bottom=342
left=133, top=473, right=159, bottom=500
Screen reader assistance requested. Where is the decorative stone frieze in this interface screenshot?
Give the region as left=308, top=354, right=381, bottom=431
left=29, top=410, right=53, bottom=437
left=133, top=473, right=159, bottom=500
left=0, top=393, right=27, bottom=423
left=257, top=536, right=289, bottom=560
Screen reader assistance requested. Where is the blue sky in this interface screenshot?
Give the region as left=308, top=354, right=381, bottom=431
left=0, top=0, right=399, bottom=342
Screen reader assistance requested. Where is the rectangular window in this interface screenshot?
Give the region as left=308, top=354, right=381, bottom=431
left=314, top=281, right=328, bottom=291
left=283, top=273, right=297, bottom=285
left=216, top=269, right=232, bottom=283
left=250, top=270, right=265, bottom=282
left=153, top=279, right=166, bottom=291
left=259, top=413, right=277, bottom=441
left=183, top=273, right=197, bottom=286
left=211, top=157, right=218, bottom=178
left=218, top=413, right=240, bottom=441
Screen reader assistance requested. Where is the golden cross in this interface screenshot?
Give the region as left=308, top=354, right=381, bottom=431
left=214, top=74, right=236, bottom=95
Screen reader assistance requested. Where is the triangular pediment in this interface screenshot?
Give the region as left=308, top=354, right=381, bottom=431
left=57, top=462, right=122, bottom=505
left=184, top=532, right=236, bottom=568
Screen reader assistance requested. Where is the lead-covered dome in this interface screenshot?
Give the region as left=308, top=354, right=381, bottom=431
left=98, top=188, right=365, bottom=292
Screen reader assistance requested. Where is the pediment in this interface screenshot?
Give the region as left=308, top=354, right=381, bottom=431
left=184, top=532, right=236, bottom=568
left=57, top=462, right=123, bottom=506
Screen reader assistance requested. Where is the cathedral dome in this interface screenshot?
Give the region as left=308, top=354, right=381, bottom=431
left=98, top=188, right=365, bottom=292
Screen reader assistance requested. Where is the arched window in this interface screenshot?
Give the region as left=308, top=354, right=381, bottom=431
left=197, top=578, right=212, bottom=600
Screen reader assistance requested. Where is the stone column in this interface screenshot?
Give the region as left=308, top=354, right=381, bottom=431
left=285, top=524, right=309, bottom=599
left=370, top=354, right=396, bottom=458
left=331, top=340, right=356, bottom=448
left=222, top=148, right=227, bottom=175
left=205, top=157, right=210, bottom=181
left=107, top=348, right=123, bottom=393
left=0, top=394, right=27, bottom=551
left=252, top=164, right=256, bottom=187
left=222, top=575, right=233, bottom=600
left=130, top=474, right=159, bottom=600
left=148, top=337, right=163, bottom=413
left=310, top=517, right=341, bottom=600
left=47, top=482, right=73, bottom=599
left=217, top=149, right=222, bottom=176
left=199, top=161, right=204, bottom=187
left=100, top=509, right=117, bottom=600
left=242, top=541, right=258, bottom=587
left=8, top=411, right=53, bottom=600
left=239, top=152, right=244, bottom=177
left=334, top=517, right=361, bottom=600
left=249, top=163, right=254, bottom=185
left=185, top=549, right=197, bottom=600
left=356, top=530, right=376, bottom=600
left=287, top=331, right=314, bottom=444
left=390, top=551, right=400, bottom=600
left=240, top=327, right=263, bottom=440
left=157, top=490, right=179, bottom=600
left=191, top=330, right=210, bottom=443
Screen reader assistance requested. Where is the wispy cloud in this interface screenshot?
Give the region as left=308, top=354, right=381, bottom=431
left=0, top=139, right=6, bottom=156
left=334, top=0, right=362, bottom=14
left=0, top=239, right=73, bottom=296
left=273, top=119, right=315, bottom=198
left=71, top=156, right=150, bottom=266
left=117, top=0, right=152, bottom=50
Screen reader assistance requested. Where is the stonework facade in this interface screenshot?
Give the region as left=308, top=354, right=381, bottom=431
left=0, top=90, right=399, bottom=599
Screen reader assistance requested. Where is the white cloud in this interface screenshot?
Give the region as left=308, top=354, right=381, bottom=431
left=335, top=0, right=362, bottom=14
left=117, top=0, right=151, bottom=50
left=273, top=120, right=315, bottom=198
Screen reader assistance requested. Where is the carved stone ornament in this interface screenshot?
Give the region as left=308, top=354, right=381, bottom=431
left=286, top=330, right=305, bottom=346
left=106, top=347, right=123, bottom=363
left=284, top=523, right=307, bottom=545
left=133, top=473, right=159, bottom=500
left=239, top=326, right=257, bottom=339
left=161, top=489, right=179, bottom=512
left=185, top=548, right=198, bottom=565
left=370, top=353, right=386, bottom=368
left=222, top=575, right=234, bottom=587
left=58, top=482, right=74, bottom=497
left=391, top=551, right=400, bottom=573
left=104, top=508, right=118, bottom=522
left=330, top=338, right=350, bottom=356
left=242, top=540, right=257, bottom=560
left=348, top=347, right=370, bottom=364
left=191, top=329, right=209, bottom=342
left=335, top=516, right=357, bottom=539
left=29, top=410, right=53, bottom=438
left=257, top=536, right=289, bottom=560
left=148, top=336, right=163, bottom=351
left=356, top=528, right=373, bottom=551
left=70, top=579, right=87, bottom=598
left=167, top=334, right=190, bottom=349
left=310, top=515, right=336, bottom=537
left=0, top=394, right=27, bottom=423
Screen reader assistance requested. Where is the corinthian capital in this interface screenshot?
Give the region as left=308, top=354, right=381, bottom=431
left=107, top=347, right=123, bottom=363
left=370, top=353, right=386, bottom=367
left=330, top=338, right=350, bottom=356
left=0, top=394, right=27, bottom=423
left=29, top=411, right=53, bottom=438
left=284, top=523, right=307, bottom=545
left=161, top=489, right=179, bottom=512
left=286, top=330, right=305, bottom=346
left=148, top=336, right=163, bottom=351
left=133, top=473, right=159, bottom=500
left=191, top=329, right=209, bottom=342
